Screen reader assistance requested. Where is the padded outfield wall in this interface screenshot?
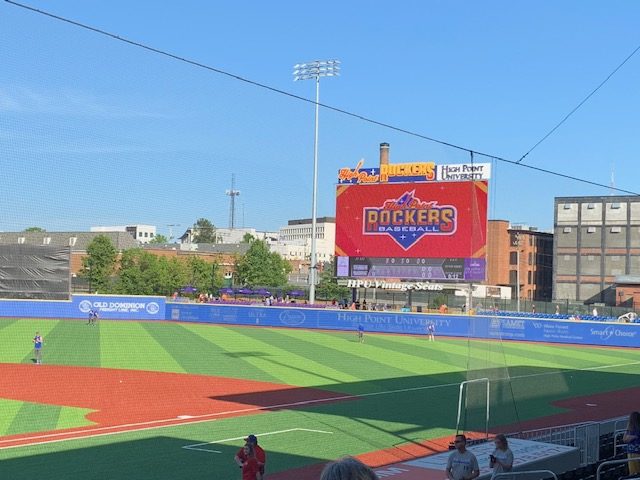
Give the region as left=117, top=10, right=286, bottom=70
left=0, top=295, right=637, bottom=348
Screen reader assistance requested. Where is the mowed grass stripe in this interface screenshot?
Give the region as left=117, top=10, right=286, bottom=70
left=27, top=320, right=101, bottom=367
left=187, top=324, right=360, bottom=386
left=378, top=335, right=515, bottom=373
left=490, top=341, right=633, bottom=371
left=6, top=401, right=62, bottom=436
left=0, top=319, right=18, bottom=332
left=0, top=399, right=24, bottom=436
left=235, top=328, right=417, bottom=393
left=139, top=322, right=278, bottom=382
left=0, top=320, right=59, bottom=364
left=55, top=406, right=96, bottom=430
left=99, top=321, right=185, bottom=373
left=276, top=328, right=455, bottom=377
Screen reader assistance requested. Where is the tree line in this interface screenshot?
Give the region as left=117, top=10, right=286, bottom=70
left=81, top=235, right=302, bottom=296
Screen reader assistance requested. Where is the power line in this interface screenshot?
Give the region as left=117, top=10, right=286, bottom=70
left=5, top=0, right=640, bottom=196
left=517, top=43, right=640, bottom=164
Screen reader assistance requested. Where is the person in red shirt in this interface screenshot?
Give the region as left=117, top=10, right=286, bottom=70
left=235, top=435, right=266, bottom=479
left=237, top=444, right=260, bottom=480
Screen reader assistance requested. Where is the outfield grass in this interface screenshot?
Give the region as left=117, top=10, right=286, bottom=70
left=0, top=318, right=638, bottom=480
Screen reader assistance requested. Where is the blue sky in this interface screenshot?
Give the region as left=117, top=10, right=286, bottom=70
left=1, top=0, right=639, bottom=237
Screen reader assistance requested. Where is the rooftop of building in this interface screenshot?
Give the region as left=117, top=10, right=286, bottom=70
left=555, top=195, right=640, bottom=202
left=286, top=217, right=335, bottom=226
left=0, top=231, right=140, bottom=251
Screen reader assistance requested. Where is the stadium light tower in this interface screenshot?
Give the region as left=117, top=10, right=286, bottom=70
left=293, top=59, right=340, bottom=304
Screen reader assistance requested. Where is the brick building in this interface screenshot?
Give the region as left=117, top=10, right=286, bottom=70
left=486, top=220, right=553, bottom=301
left=554, top=195, right=640, bottom=304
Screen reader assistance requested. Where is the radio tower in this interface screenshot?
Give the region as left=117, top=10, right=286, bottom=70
left=225, top=174, right=240, bottom=229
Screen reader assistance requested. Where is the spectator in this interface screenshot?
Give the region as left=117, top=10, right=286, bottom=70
left=236, top=443, right=260, bottom=480
left=531, top=304, right=536, bottom=314
left=446, top=434, right=479, bottom=480
left=592, top=306, right=598, bottom=317
left=555, top=305, right=560, bottom=315
left=320, top=456, right=378, bottom=480
left=623, top=411, right=640, bottom=475
left=235, top=434, right=266, bottom=479
left=489, top=434, right=513, bottom=479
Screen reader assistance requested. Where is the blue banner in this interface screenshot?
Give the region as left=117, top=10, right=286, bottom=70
left=1, top=297, right=637, bottom=348
left=0, top=295, right=165, bottom=320
left=167, top=304, right=640, bottom=348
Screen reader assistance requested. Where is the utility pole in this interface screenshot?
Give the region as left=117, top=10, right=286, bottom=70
left=167, top=224, right=180, bottom=243
left=515, top=232, right=521, bottom=312
left=226, top=174, right=240, bottom=230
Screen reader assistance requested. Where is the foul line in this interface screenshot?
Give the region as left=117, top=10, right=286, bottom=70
left=2, top=359, right=639, bottom=450
left=182, top=428, right=333, bottom=454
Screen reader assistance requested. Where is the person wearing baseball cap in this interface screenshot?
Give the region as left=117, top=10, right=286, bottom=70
left=235, top=434, right=266, bottom=479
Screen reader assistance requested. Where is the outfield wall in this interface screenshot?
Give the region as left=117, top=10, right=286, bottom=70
left=168, top=302, right=640, bottom=348
left=0, top=295, right=637, bottom=347
left=0, top=295, right=165, bottom=320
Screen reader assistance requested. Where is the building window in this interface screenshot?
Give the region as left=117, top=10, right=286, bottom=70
left=611, top=227, right=622, bottom=233
left=69, top=237, right=77, bottom=247
left=587, top=226, right=596, bottom=233
left=563, top=204, right=571, bottom=210
left=528, top=252, right=532, bottom=265
left=587, top=203, right=595, bottom=209
left=611, top=203, right=621, bottom=209
left=527, top=271, right=532, bottom=284
left=563, top=227, right=572, bottom=233
left=509, top=252, right=518, bottom=265
left=509, top=270, right=517, bottom=285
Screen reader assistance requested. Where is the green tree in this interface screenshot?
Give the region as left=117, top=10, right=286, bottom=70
left=82, top=235, right=118, bottom=293
left=235, top=240, right=291, bottom=287
left=116, top=251, right=191, bottom=296
left=164, top=257, right=189, bottom=295
left=242, top=232, right=255, bottom=243
left=23, top=227, right=46, bottom=232
left=115, top=249, right=156, bottom=295
left=192, top=218, right=217, bottom=243
left=186, top=256, right=215, bottom=294
left=148, top=234, right=168, bottom=244
left=316, top=258, right=350, bottom=300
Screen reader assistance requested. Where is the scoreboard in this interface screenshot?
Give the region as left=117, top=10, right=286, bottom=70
left=335, top=180, right=488, bottom=281
left=337, top=256, right=486, bottom=281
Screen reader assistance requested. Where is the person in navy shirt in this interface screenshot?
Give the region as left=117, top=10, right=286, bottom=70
left=357, top=323, right=365, bottom=343
left=33, top=332, right=43, bottom=365
left=427, top=321, right=436, bottom=341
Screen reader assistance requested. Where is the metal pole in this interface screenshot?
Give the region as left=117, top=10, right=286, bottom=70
left=309, top=76, right=320, bottom=304
left=516, top=234, right=521, bottom=312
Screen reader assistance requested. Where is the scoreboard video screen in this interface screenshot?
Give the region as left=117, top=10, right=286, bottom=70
left=336, top=256, right=486, bottom=281
left=335, top=181, right=488, bottom=281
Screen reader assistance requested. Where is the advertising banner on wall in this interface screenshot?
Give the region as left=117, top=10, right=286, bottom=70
left=337, top=161, right=491, bottom=184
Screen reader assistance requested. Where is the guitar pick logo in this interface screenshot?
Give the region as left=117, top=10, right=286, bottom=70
left=363, top=190, right=457, bottom=250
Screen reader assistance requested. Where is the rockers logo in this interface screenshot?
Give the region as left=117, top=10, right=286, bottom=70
left=363, top=190, right=457, bottom=250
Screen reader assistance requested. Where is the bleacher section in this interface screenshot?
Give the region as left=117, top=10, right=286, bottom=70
left=478, top=310, right=622, bottom=323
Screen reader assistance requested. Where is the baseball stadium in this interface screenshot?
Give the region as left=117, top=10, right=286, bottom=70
left=2, top=3, right=640, bottom=480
